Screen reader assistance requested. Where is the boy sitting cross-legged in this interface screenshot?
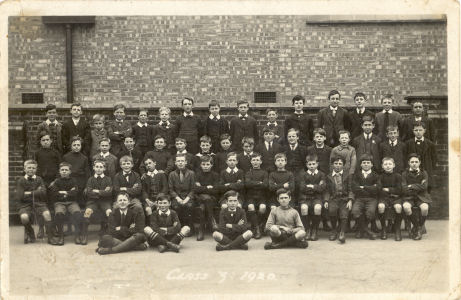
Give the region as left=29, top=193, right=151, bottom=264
left=144, top=194, right=191, bottom=253
left=264, top=188, right=308, bottom=250
left=96, top=192, right=147, bottom=255
left=213, top=190, right=253, bottom=251
left=141, top=157, right=168, bottom=226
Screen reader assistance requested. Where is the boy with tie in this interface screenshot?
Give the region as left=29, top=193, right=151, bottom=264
left=317, top=90, right=350, bottom=147
left=175, top=97, right=203, bottom=154
left=264, top=108, right=284, bottom=145
left=229, top=100, right=258, bottom=151
left=284, top=95, right=313, bottom=147
left=152, top=107, right=177, bottom=154
left=375, top=94, right=403, bottom=141
left=352, top=116, right=381, bottom=173
left=348, top=92, right=375, bottom=139
left=37, top=104, right=63, bottom=154
left=402, top=100, right=435, bottom=142
left=113, top=155, right=143, bottom=217
left=107, top=104, right=132, bottom=157
left=132, top=109, right=154, bottom=157
left=255, top=127, right=283, bottom=173
left=62, top=102, right=91, bottom=156
left=204, top=100, right=229, bottom=154
left=379, top=126, right=407, bottom=174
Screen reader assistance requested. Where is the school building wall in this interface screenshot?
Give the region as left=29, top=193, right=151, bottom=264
left=8, top=16, right=448, bottom=219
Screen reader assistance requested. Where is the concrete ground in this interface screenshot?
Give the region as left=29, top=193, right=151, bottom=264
left=7, top=221, right=449, bottom=298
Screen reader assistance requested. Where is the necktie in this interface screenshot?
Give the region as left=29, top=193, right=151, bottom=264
left=416, top=140, right=422, bottom=145
left=334, top=174, right=343, bottom=191
left=180, top=171, right=184, bottom=182
left=27, top=176, right=33, bottom=181
left=332, top=109, right=336, bottom=117
left=162, top=122, right=167, bottom=128
left=384, top=112, right=390, bottom=134
left=120, top=212, right=125, bottom=225
left=125, top=173, right=130, bottom=182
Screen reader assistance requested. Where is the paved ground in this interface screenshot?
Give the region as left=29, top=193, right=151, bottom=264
left=7, top=221, right=450, bottom=298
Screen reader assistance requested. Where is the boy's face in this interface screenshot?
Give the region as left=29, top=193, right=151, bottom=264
left=160, top=111, right=170, bottom=122
left=227, top=196, right=239, bottom=210
left=314, top=133, right=326, bottom=146
left=293, top=100, right=304, bottom=112
left=182, top=99, right=193, bottom=113
left=267, top=111, right=277, bottom=122
left=145, top=159, right=156, bottom=172
left=71, top=140, right=82, bottom=153
left=200, top=142, right=211, bottom=153
left=382, top=160, right=395, bottom=173
left=413, top=126, right=425, bottom=139
left=99, top=141, right=110, bottom=153
left=263, top=131, right=275, bottom=142
left=409, top=157, right=421, bottom=170
left=386, top=129, right=399, bottom=142
left=175, top=141, right=186, bottom=152
left=275, top=157, right=287, bottom=170
left=24, top=164, right=37, bottom=177
left=237, top=103, right=249, bottom=115
left=209, top=105, right=220, bottom=116
left=70, top=105, right=82, bottom=118
left=157, top=199, right=170, bottom=212
left=114, top=108, right=125, bottom=121
left=306, top=160, right=318, bottom=172
left=362, top=121, right=374, bottom=134
left=200, top=161, right=212, bottom=172
left=120, top=160, right=133, bottom=172
left=116, top=195, right=130, bottom=210
left=412, top=102, right=424, bottom=116
left=138, top=111, right=148, bottom=123
left=120, top=160, right=133, bottom=173
left=46, top=109, right=57, bottom=122
left=93, top=163, right=105, bottom=175
left=329, top=93, right=340, bottom=107
left=124, top=138, right=135, bottom=150
left=226, top=156, right=237, bottom=168
left=287, top=131, right=299, bottom=145
left=277, top=193, right=291, bottom=208
left=332, top=160, right=344, bottom=173
left=242, top=143, right=254, bottom=154
left=59, top=166, right=71, bottom=178
left=360, top=160, right=373, bottom=172
left=40, top=135, right=52, bottom=148
left=250, top=156, right=262, bottom=169
left=382, top=98, right=393, bottom=111
left=94, top=120, right=104, bottom=130
left=354, top=96, right=366, bottom=108
left=175, top=157, right=186, bottom=170
left=339, top=134, right=350, bottom=146
left=154, top=138, right=166, bottom=150
left=220, top=139, right=231, bottom=150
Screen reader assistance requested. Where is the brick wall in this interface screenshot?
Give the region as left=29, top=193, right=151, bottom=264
left=9, top=16, right=447, bottom=106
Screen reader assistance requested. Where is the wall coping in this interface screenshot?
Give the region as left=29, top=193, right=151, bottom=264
left=305, top=14, right=447, bottom=24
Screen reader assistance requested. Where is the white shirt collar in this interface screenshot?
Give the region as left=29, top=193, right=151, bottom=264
left=100, top=152, right=109, bottom=158
left=362, top=170, right=372, bottom=177
left=307, top=170, right=318, bottom=175
left=410, top=168, right=420, bottom=173
left=137, top=122, right=147, bottom=127
left=332, top=170, right=343, bottom=176
left=389, top=140, right=398, bottom=146
left=357, top=107, right=365, bottom=114
left=244, top=151, right=253, bottom=156
left=24, top=175, right=37, bottom=179
left=159, top=120, right=170, bottom=126
left=414, top=116, right=422, bottom=121
left=94, top=173, right=105, bottom=178
left=123, top=171, right=131, bottom=176
left=315, top=144, right=325, bottom=149
left=120, top=209, right=128, bottom=216
left=294, top=111, right=303, bottom=115
left=267, top=121, right=278, bottom=126
left=177, top=150, right=187, bottom=155
left=209, top=115, right=221, bottom=120
left=159, top=209, right=171, bottom=216
left=183, top=112, right=194, bottom=117
left=72, top=118, right=80, bottom=125
left=383, top=109, right=393, bottom=113
left=415, top=137, right=425, bottom=142
left=363, top=132, right=373, bottom=139
left=226, top=167, right=238, bottom=174
left=329, top=106, right=338, bottom=111
left=290, top=143, right=298, bottom=150
left=265, top=141, right=273, bottom=147
left=147, top=170, right=159, bottom=177
left=46, top=119, right=58, bottom=125
left=238, top=113, right=249, bottom=118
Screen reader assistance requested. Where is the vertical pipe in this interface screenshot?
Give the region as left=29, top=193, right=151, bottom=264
left=66, top=24, right=73, bottom=103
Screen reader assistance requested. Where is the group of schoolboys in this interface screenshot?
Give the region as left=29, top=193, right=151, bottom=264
left=17, top=90, right=436, bottom=254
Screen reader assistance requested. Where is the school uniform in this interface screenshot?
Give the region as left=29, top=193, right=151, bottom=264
left=379, top=139, right=407, bottom=174
left=218, top=207, right=250, bottom=240
left=34, top=147, right=61, bottom=186
left=148, top=209, right=184, bottom=246
left=107, top=120, right=133, bottom=157
left=351, top=170, right=381, bottom=220
left=237, top=152, right=253, bottom=174
left=141, top=170, right=168, bottom=207
left=195, top=151, right=216, bottom=173
left=330, top=144, right=357, bottom=176
left=352, top=133, right=382, bottom=173
left=62, top=117, right=91, bottom=156
left=140, top=149, right=174, bottom=175
left=204, top=115, right=230, bottom=153
left=168, top=168, right=196, bottom=228
left=16, top=175, right=48, bottom=216
left=264, top=122, right=284, bottom=145
left=215, top=149, right=231, bottom=174
left=152, top=121, right=177, bottom=154
left=194, top=170, right=220, bottom=216
left=117, top=146, right=143, bottom=174
left=284, top=112, right=314, bottom=146
left=401, top=115, right=436, bottom=142
left=37, top=119, right=63, bottom=154
left=307, top=144, right=332, bottom=175
left=92, top=152, right=118, bottom=179
left=244, top=168, right=269, bottom=207
left=406, top=137, right=437, bottom=188
left=175, top=112, right=203, bottom=154
left=63, top=151, right=90, bottom=206
left=401, top=168, right=432, bottom=206
left=84, top=174, right=113, bottom=213
left=298, top=170, right=326, bottom=209
left=379, top=172, right=402, bottom=220
left=89, top=128, right=108, bottom=160
left=49, top=177, right=80, bottom=215
left=348, top=108, right=375, bottom=139
left=219, top=167, right=245, bottom=203
left=255, top=141, right=283, bottom=173
left=375, top=109, right=403, bottom=141
left=324, top=170, right=354, bottom=220
left=132, top=122, right=154, bottom=156
left=113, top=171, right=143, bottom=214
left=171, top=150, right=199, bottom=172
left=317, top=106, right=350, bottom=146
left=229, top=114, right=259, bottom=150
left=284, top=143, right=308, bottom=174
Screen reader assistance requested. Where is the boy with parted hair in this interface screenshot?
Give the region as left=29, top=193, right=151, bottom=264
left=152, top=106, right=177, bottom=154
left=351, top=115, right=381, bottom=173
left=307, top=128, right=332, bottom=175
left=330, top=130, right=356, bottom=176
left=92, top=138, right=118, bottom=179
left=213, top=190, right=253, bottom=251
left=62, top=102, right=91, bottom=156
left=348, top=92, right=375, bottom=139
left=402, top=100, right=435, bottom=142
left=255, top=127, right=283, bottom=173
left=37, top=104, right=63, bottom=154
left=175, top=97, right=203, bottom=154
left=237, top=137, right=256, bottom=173
left=140, top=135, right=174, bottom=176
left=117, top=136, right=143, bottom=174
left=219, top=152, right=245, bottom=208
left=284, top=95, right=314, bottom=147
left=204, top=100, right=230, bottom=154
left=379, top=125, right=407, bottom=174
left=215, top=134, right=233, bottom=173
left=229, top=100, right=258, bottom=151
left=264, top=108, right=284, bottom=145
left=132, top=109, right=154, bottom=157
left=264, top=189, right=308, bottom=250
left=195, top=135, right=216, bottom=172
left=107, top=103, right=133, bottom=157
left=317, top=90, right=350, bottom=147
left=16, top=160, right=55, bottom=245
left=375, top=94, right=403, bottom=141
left=171, top=137, right=198, bottom=172
left=268, top=153, right=295, bottom=209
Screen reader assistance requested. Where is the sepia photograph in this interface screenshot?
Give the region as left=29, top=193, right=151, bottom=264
left=1, top=0, right=460, bottom=299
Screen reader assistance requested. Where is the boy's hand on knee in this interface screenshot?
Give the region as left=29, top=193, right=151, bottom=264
left=106, top=209, right=112, bottom=217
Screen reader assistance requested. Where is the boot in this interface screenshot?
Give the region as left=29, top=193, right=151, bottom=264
left=338, top=219, right=347, bottom=244
left=420, top=216, right=427, bottom=234
left=355, top=216, right=364, bottom=239
left=310, top=215, right=320, bottom=241
left=71, top=212, right=82, bottom=245
left=37, top=225, right=45, bottom=239
left=166, top=241, right=180, bottom=253
left=322, top=217, right=331, bottom=231
left=158, top=245, right=167, bottom=253
left=301, top=215, right=310, bottom=240
left=266, top=235, right=298, bottom=249
left=45, top=221, right=58, bottom=245
left=410, top=213, right=421, bottom=240
left=99, top=222, right=108, bottom=236
left=23, top=227, right=29, bottom=244
left=363, top=218, right=377, bottom=240
left=80, top=219, right=89, bottom=245
left=65, top=221, right=73, bottom=237
left=404, top=215, right=411, bottom=232
left=227, top=235, right=249, bottom=250
left=394, top=214, right=402, bottom=241
left=379, top=216, right=387, bottom=240
left=194, top=224, right=204, bottom=241
left=56, top=224, right=64, bottom=246
left=210, top=216, right=218, bottom=232
left=371, top=219, right=379, bottom=233
left=111, top=236, right=143, bottom=253
left=328, top=217, right=338, bottom=241
left=247, top=211, right=260, bottom=239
